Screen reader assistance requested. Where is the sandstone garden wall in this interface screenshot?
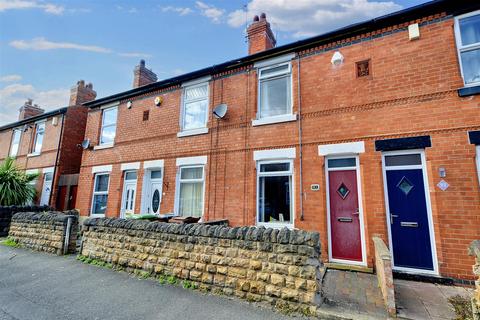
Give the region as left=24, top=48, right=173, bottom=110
left=8, top=210, right=79, bottom=255
left=0, top=205, right=52, bottom=237
left=470, top=240, right=480, bottom=320
left=81, top=218, right=323, bottom=313
left=372, top=236, right=395, bottom=317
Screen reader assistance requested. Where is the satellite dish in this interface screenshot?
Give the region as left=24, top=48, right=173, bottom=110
left=81, top=139, right=91, bottom=150
left=213, top=104, right=227, bottom=119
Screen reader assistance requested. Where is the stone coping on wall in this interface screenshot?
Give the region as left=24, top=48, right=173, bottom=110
left=9, top=210, right=79, bottom=255
left=81, top=217, right=323, bottom=313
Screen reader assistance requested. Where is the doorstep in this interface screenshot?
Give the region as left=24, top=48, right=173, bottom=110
left=324, top=262, right=373, bottom=273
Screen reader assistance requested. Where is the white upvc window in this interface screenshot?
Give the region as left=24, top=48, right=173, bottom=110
left=257, top=159, right=294, bottom=228
left=257, top=62, right=292, bottom=119
left=180, top=82, right=209, bottom=133
left=91, top=173, right=110, bottom=216
left=455, top=10, right=480, bottom=86
left=9, top=129, right=22, bottom=157
left=100, top=106, right=118, bottom=145
left=32, top=121, right=45, bottom=154
left=176, top=165, right=205, bottom=218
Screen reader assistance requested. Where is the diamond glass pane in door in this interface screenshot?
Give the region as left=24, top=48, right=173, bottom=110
left=337, top=183, right=349, bottom=199
left=397, top=176, right=414, bottom=195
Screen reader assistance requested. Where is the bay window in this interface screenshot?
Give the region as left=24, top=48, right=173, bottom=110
left=91, top=173, right=110, bottom=216
left=455, top=10, right=480, bottom=86
left=257, top=160, right=293, bottom=227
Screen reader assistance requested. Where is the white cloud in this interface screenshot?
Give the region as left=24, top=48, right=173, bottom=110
left=9, top=37, right=112, bottom=53
left=118, top=52, right=153, bottom=58
left=196, top=1, right=224, bottom=23
left=0, top=74, right=22, bottom=82
left=0, top=0, right=64, bottom=15
left=0, top=83, right=70, bottom=125
left=116, top=5, right=138, bottom=14
left=228, top=0, right=402, bottom=38
left=161, top=6, right=193, bottom=16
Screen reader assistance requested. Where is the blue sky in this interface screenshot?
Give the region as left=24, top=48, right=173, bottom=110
left=0, top=0, right=427, bottom=125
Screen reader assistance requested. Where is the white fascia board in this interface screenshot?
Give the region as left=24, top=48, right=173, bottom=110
left=176, top=155, right=208, bottom=166
left=318, top=141, right=365, bottom=156
left=254, top=53, right=296, bottom=69
left=181, top=76, right=211, bottom=88
left=121, top=162, right=140, bottom=171
left=143, top=159, right=164, bottom=169
left=92, top=165, right=113, bottom=174
left=26, top=169, right=39, bottom=175
left=254, top=147, right=296, bottom=161
left=42, top=167, right=54, bottom=173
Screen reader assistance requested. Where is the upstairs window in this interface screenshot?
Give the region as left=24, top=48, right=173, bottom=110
left=100, top=107, right=117, bottom=145
left=9, top=129, right=21, bottom=157
left=32, top=121, right=45, bottom=154
left=181, top=83, right=209, bottom=131
left=258, top=63, right=292, bottom=118
left=455, top=10, right=480, bottom=86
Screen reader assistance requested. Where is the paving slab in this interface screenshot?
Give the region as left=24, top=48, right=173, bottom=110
left=395, top=279, right=474, bottom=320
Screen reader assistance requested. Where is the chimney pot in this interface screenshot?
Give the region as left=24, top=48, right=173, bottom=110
left=247, top=13, right=276, bottom=55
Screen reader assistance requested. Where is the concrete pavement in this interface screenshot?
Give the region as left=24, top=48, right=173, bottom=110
left=0, top=246, right=294, bottom=320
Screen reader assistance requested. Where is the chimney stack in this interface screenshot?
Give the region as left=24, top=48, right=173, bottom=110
left=69, top=80, right=97, bottom=106
left=18, top=99, right=44, bottom=120
left=247, top=13, right=276, bottom=55
left=133, top=59, right=157, bottom=88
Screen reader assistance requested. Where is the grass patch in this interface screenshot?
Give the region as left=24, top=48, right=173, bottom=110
left=0, top=237, right=20, bottom=248
left=448, top=295, right=473, bottom=320
left=182, top=280, right=198, bottom=290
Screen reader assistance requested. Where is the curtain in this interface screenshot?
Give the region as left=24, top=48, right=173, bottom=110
left=179, top=182, right=203, bottom=217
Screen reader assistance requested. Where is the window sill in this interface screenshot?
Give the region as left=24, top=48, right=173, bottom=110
left=94, top=143, right=114, bottom=150
left=177, top=128, right=209, bottom=138
left=458, top=85, right=480, bottom=97
left=27, top=152, right=40, bottom=157
left=257, top=222, right=294, bottom=229
left=90, top=213, right=105, bottom=218
left=252, top=114, right=297, bottom=127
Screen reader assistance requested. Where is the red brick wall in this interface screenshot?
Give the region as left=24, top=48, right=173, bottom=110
left=77, top=15, right=480, bottom=280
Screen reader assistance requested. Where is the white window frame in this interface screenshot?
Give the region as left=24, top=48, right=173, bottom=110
left=174, top=165, right=206, bottom=218
left=253, top=61, right=294, bottom=126
left=9, top=128, right=22, bottom=157
left=31, top=120, right=46, bottom=155
left=90, top=173, right=110, bottom=217
left=120, top=170, right=138, bottom=217
left=454, top=10, right=480, bottom=87
left=99, top=106, right=118, bottom=146
left=256, top=159, right=294, bottom=229
left=141, top=166, right=164, bottom=215
left=179, top=81, right=209, bottom=136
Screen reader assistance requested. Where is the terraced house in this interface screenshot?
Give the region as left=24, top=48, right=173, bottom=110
left=77, top=0, right=480, bottom=282
left=0, top=80, right=96, bottom=210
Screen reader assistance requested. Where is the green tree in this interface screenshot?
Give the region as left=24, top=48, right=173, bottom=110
left=0, top=157, right=38, bottom=206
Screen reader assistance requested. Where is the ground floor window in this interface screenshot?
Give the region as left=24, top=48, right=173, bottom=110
left=257, top=160, right=293, bottom=226
left=91, top=173, right=109, bottom=215
left=177, top=165, right=204, bottom=217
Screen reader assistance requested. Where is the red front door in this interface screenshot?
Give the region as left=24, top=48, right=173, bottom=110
left=328, top=169, right=362, bottom=262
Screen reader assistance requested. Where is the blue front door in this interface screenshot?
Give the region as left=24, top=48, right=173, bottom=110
left=386, top=166, right=434, bottom=271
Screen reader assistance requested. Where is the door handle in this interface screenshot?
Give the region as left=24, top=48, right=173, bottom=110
left=352, top=208, right=359, bottom=215
left=390, top=213, right=398, bottom=224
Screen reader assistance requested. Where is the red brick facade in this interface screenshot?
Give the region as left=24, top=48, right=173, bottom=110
left=0, top=81, right=96, bottom=210
left=77, top=5, right=480, bottom=281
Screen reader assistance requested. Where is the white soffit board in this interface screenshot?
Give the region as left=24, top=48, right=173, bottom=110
left=92, top=165, right=113, bottom=173
left=318, top=141, right=365, bottom=156
left=143, top=159, right=165, bottom=169
left=42, top=167, right=54, bottom=173
left=176, top=155, right=208, bottom=166
left=254, top=148, right=296, bottom=161
left=120, top=162, right=141, bottom=171
left=254, top=53, right=296, bottom=69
